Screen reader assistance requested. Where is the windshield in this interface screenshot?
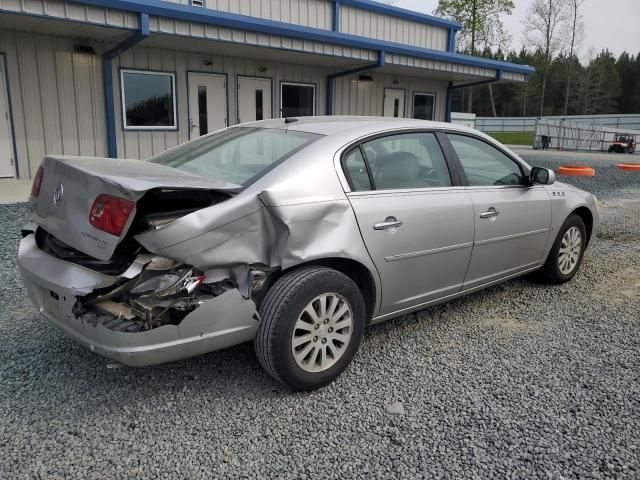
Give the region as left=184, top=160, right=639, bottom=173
left=149, top=127, right=321, bottom=186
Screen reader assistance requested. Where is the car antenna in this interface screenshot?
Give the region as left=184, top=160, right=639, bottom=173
left=280, top=108, right=298, bottom=124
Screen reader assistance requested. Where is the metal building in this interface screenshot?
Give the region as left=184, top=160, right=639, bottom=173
left=0, top=0, right=533, bottom=179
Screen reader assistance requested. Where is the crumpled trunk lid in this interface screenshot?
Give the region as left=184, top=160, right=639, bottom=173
left=31, top=155, right=236, bottom=261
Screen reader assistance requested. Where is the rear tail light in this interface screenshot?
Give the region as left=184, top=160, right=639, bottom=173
left=89, top=194, right=135, bottom=237
left=31, top=166, right=44, bottom=197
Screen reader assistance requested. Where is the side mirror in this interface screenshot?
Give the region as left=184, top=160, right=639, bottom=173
left=530, top=166, right=555, bottom=185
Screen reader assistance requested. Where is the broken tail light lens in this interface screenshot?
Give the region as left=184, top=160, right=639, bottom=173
left=89, top=194, right=135, bottom=237
left=31, top=165, right=44, bottom=197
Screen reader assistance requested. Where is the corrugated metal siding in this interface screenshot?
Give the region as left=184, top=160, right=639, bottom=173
left=501, top=71, right=527, bottom=82
left=0, top=29, right=107, bottom=178
left=332, top=72, right=447, bottom=121
left=163, top=0, right=333, bottom=29
left=387, top=53, right=496, bottom=78
left=112, top=44, right=330, bottom=160
left=148, top=16, right=377, bottom=62
left=0, top=0, right=139, bottom=29
left=340, top=5, right=448, bottom=51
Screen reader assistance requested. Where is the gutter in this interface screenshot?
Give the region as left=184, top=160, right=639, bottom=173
left=326, top=51, right=385, bottom=115
left=102, top=12, right=150, bottom=158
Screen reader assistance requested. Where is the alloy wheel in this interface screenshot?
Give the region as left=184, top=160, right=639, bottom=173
left=291, top=293, right=353, bottom=373
left=558, top=226, right=582, bottom=275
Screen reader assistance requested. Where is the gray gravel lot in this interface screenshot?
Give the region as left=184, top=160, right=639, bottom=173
left=1, top=152, right=639, bottom=479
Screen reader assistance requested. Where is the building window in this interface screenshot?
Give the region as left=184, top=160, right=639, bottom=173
left=191, top=0, right=204, bottom=6
left=120, top=69, right=177, bottom=130
left=281, top=82, right=315, bottom=117
left=412, top=92, right=435, bottom=121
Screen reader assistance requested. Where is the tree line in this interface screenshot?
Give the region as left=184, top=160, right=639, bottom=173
left=434, top=0, right=640, bottom=117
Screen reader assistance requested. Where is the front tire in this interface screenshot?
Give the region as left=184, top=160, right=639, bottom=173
left=254, top=266, right=366, bottom=391
left=537, top=214, right=587, bottom=283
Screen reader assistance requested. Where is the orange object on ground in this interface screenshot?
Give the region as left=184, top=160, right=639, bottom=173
left=555, top=165, right=596, bottom=177
left=617, top=163, right=640, bottom=172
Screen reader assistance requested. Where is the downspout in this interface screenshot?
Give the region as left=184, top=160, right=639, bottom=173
left=447, top=29, right=456, bottom=53
left=445, top=82, right=453, bottom=123
left=445, top=68, right=502, bottom=123
left=326, top=51, right=385, bottom=115
left=102, top=12, right=150, bottom=158
left=332, top=0, right=340, bottom=32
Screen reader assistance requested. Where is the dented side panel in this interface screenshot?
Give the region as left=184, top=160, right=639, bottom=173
left=134, top=194, right=380, bottom=311
left=132, top=137, right=383, bottom=315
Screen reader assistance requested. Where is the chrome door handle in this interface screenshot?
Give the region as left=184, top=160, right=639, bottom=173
left=479, top=208, right=499, bottom=219
left=373, top=217, right=403, bottom=230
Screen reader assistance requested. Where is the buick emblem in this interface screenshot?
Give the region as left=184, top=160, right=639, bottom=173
left=53, top=184, right=64, bottom=206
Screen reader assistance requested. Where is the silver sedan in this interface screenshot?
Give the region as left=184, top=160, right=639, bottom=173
left=18, top=117, right=599, bottom=390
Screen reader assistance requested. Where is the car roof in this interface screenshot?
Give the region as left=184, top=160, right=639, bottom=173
left=235, top=116, right=477, bottom=137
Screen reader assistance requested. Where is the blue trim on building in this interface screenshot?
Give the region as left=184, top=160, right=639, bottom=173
left=338, top=0, right=461, bottom=30
left=445, top=81, right=453, bottom=123
left=332, top=0, right=340, bottom=32
left=0, top=53, right=19, bottom=177
left=103, top=12, right=150, bottom=157
left=74, top=0, right=534, bottom=75
left=445, top=70, right=503, bottom=122
left=447, top=29, right=456, bottom=53
left=326, top=51, right=384, bottom=115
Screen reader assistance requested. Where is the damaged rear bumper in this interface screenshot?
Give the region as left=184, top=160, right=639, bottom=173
left=18, top=233, right=258, bottom=366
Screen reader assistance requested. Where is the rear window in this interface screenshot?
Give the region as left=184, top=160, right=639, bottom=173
left=149, top=127, right=321, bottom=186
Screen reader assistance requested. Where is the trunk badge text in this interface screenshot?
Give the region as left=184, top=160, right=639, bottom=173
left=53, top=184, right=64, bottom=206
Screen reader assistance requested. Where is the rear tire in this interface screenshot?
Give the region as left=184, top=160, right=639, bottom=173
left=537, top=214, right=587, bottom=284
left=254, top=266, right=366, bottom=391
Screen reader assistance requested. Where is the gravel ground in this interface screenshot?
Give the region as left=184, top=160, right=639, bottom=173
left=1, top=152, right=639, bottom=479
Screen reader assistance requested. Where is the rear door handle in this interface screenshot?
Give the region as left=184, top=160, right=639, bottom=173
left=373, top=217, right=403, bottom=230
left=479, top=207, right=499, bottom=219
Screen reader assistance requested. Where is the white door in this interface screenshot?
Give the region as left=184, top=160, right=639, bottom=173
left=188, top=72, right=227, bottom=139
left=237, top=76, right=272, bottom=124
left=0, top=57, right=15, bottom=177
left=383, top=88, right=405, bottom=118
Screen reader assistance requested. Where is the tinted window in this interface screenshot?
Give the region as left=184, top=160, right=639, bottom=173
left=362, top=133, right=451, bottom=190
left=447, top=134, right=527, bottom=186
left=343, top=148, right=372, bottom=191
left=412, top=93, right=435, bottom=120
left=121, top=70, right=176, bottom=129
left=281, top=83, right=315, bottom=117
left=150, top=127, right=320, bottom=186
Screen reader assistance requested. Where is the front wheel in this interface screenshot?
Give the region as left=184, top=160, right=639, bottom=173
left=537, top=214, right=587, bottom=283
left=254, top=266, right=366, bottom=390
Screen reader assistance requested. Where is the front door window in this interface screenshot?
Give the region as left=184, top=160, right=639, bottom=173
left=447, top=134, right=528, bottom=186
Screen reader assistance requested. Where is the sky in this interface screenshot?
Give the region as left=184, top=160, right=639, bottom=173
left=392, top=0, right=640, bottom=59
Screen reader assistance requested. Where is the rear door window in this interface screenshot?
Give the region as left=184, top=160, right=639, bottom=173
left=343, top=148, right=373, bottom=191
left=361, top=132, right=452, bottom=190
